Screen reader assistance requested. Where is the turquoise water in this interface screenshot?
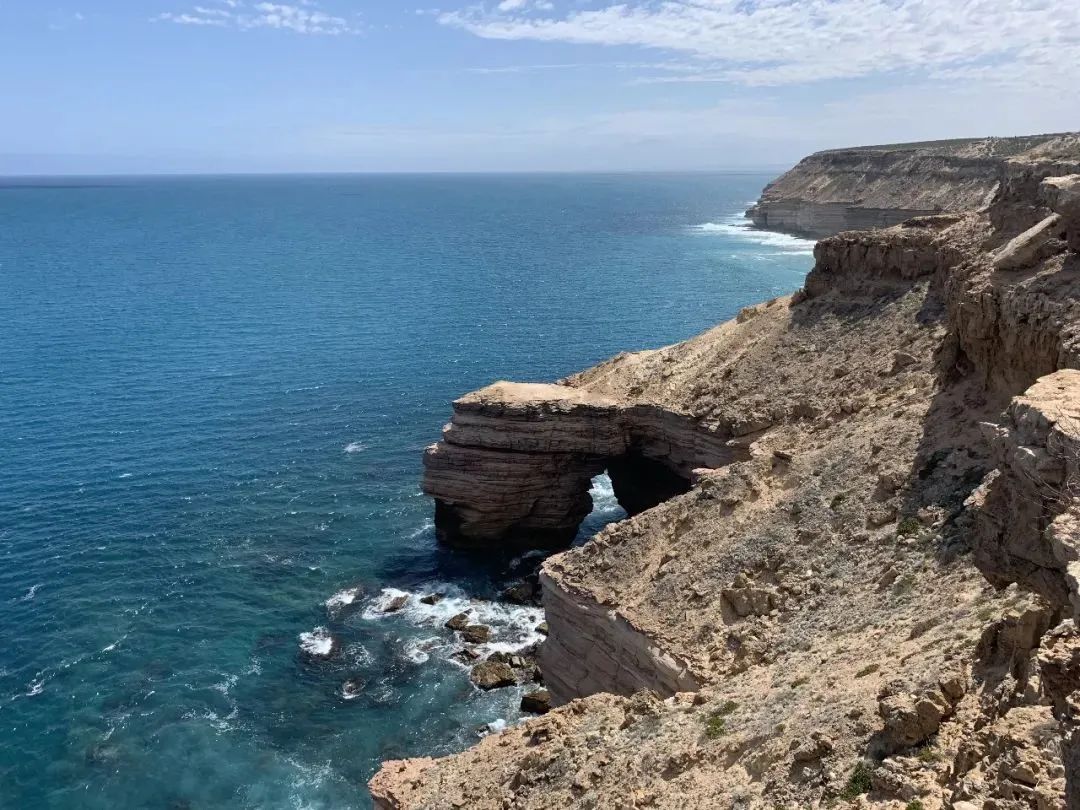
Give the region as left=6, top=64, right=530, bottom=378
left=0, top=174, right=813, bottom=808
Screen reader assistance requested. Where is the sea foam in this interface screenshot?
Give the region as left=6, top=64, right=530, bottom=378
left=298, top=627, right=336, bottom=658
left=693, top=216, right=815, bottom=255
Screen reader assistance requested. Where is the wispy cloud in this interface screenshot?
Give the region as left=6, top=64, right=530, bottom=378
left=155, top=0, right=359, bottom=35
left=438, top=0, right=1080, bottom=89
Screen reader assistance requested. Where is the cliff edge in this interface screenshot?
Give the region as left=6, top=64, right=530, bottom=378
left=747, top=132, right=1080, bottom=239
left=374, top=149, right=1080, bottom=809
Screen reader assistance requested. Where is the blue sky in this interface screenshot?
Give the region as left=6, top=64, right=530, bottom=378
left=2, top=1, right=1078, bottom=173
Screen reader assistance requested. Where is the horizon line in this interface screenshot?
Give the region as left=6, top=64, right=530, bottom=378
left=0, top=166, right=793, bottom=181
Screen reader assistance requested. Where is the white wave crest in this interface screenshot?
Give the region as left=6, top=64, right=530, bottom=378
left=692, top=216, right=816, bottom=255
left=298, top=627, right=336, bottom=658
left=343, top=441, right=367, bottom=454
left=325, top=586, right=364, bottom=617
left=21, top=584, right=42, bottom=601
left=403, top=636, right=442, bottom=664
left=589, top=473, right=623, bottom=515
left=407, top=520, right=435, bottom=540
left=361, top=585, right=545, bottom=658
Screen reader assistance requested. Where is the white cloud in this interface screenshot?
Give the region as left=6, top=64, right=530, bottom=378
left=496, top=0, right=554, bottom=11
left=154, top=0, right=358, bottom=35
left=439, top=0, right=1080, bottom=90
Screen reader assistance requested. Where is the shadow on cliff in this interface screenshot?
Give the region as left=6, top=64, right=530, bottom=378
left=896, top=251, right=1080, bottom=563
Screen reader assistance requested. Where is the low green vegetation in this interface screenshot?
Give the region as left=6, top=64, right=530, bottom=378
left=703, top=714, right=727, bottom=739
left=906, top=801, right=925, bottom=810
left=896, top=517, right=922, bottom=537
left=702, top=700, right=738, bottom=738
left=839, top=761, right=874, bottom=801
left=916, top=746, right=939, bottom=763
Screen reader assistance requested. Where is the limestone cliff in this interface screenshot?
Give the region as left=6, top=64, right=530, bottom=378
left=373, top=151, right=1080, bottom=809
left=747, top=132, right=1080, bottom=238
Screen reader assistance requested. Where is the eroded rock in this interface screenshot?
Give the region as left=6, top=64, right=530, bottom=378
left=469, top=661, right=517, bottom=690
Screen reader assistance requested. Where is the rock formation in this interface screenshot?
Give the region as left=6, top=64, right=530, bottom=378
left=372, top=138, right=1080, bottom=809
left=423, top=382, right=740, bottom=548
left=747, top=132, right=1080, bottom=238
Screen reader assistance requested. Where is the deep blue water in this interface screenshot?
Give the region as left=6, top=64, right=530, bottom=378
left=0, top=173, right=813, bottom=808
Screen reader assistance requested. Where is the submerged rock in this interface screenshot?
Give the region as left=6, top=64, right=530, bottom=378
left=298, top=627, right=339, bottom=661
left=382, top=595, right=408, bottom=613
left=342, top=678, right=365, bottom=700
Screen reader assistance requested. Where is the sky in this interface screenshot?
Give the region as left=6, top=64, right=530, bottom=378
left=2, top=0, right=1079, bottom=174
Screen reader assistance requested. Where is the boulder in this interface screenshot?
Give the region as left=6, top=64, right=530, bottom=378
left=520, top=690, right=552, bottom=714
left=452, top=648, right=481, bottom=665
left=876, top=678, right=962, bottom=754
left=445, top=612, right=471, bottom=631
left=461, top=624, right=492, bottom=644
left=992, top=213, right=1063, bottom=270
left=419, top=593, right=444, bottom=605
left=1041, top=174, right=1080, bottom=252
left=383, top=595, right=409, bottom=613
left=470, top=661, right=517, bottom=690
left=501, top=581, right=537, bottom=605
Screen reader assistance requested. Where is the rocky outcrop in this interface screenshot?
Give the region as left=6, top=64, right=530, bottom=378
left=972, top=370, right=1080, bottom=612
left=748, top=133, right=1080, bottom=238
left=538, top=569, right=701, bottom=704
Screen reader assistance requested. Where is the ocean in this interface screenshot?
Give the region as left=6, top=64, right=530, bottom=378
left=0, top=173, right=813, bottom=808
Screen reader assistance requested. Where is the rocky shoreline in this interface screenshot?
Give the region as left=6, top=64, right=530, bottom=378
left=371, top=135, right=1080, bottom=809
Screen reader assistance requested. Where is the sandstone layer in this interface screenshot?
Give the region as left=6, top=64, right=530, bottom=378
left=374, top=142, right=1080, bottom=809
left=423, top=383, right=741, bottom=547
left=747, top=133, right=1080, bottom=239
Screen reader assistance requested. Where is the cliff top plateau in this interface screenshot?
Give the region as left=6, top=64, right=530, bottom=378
left=747, top=132, right=1080, bottom=239
left=372, top=143, right=1080, bottom=809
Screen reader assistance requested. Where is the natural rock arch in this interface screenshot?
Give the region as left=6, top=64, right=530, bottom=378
left=422, top=382, right=742, bottom=548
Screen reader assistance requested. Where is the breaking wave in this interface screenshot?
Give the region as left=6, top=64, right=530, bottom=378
left=361, top=585, right=544, bottom=659
left=692, top=216, right=816, bottom=255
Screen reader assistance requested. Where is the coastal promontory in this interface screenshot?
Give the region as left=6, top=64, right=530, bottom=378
left=374, top=136, right=1080, bottom=809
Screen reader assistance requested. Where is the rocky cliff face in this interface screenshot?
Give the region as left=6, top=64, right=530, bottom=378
left=747, top=133, right=1080, bottom=239
left=372, top=152, right=1080, bottom=809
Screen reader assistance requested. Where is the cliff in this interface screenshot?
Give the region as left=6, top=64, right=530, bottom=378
left=373, top=152, right=1080, bottom=808
left=747, top=132, right=1080, bottom=238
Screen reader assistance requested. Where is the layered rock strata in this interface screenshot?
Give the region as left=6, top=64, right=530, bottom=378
left=422, top=382, right=742, bottom=548
left=373, top=155, right=1080, bottom=808
left=747, top=133, right=1080, bottom=238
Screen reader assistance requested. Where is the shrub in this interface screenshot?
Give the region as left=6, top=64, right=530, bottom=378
left=855, top=664, right=879, bottom=678
left=839, top=761, right=874, bottom=800
left=897, top=517, right=921, bottom=537
left=703, top=713, right=727, bottom=739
